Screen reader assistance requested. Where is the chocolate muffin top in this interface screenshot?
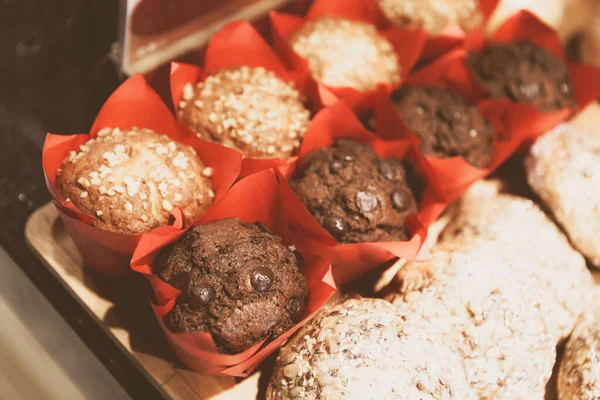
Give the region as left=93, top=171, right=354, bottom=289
left=394, top=85, right=494, bottom=168
left=467, top=41, right=576, bottom=112
left=289, top=17, right=401, bottom=91
left=289, top=139, right=418, bottom=243
left=376, top=0, right=482, bottom=34
left=56, top=127, right=214, bottom=234
left=178, top=66, right=311, bottom=159
left=154, top=218, right=308, bottom=354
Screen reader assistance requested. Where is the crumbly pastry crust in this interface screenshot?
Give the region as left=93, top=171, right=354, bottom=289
left=178, top=66, right=310, bottom=159
left=393, top=85, right=494, bottom=168
left=289, top=17, right=400, bottom=91
left=290, top=139, right=417, bottom=244
left=467, top=41, right=575, bottom=112
left=376, top=0, right=483, bottom=34
left=525, top=123, right=600, bottom=268
left=441, top=181, right=594, bottom=341
left=266, top=297, right=472, bottom=400
left=56, top=127, right=213, bottom=234
left=557, top=290, right=600, bottom=400
left=387, top=239, right=557, bottom=400
left=154, top=218, right=307, bottom=354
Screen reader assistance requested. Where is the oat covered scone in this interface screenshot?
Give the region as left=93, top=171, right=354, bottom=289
left=266, top=297, right=472, bottom=400
left=440, top=181, right=594, bottom=340
left=386, top=240, right=557, bottom=400
left=525, top=123, right=600, bottom=268
left=557, top=290, right=600, bottom=400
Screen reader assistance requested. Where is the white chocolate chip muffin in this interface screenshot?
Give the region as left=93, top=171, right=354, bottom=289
left=289, top=17, right=401, bottom=91
left=376, top=0, right=483, bottom=34
left=267, top=297, right=473, bottom=400
left=557, top=290, right=600, bottom=400
left=56, top=127, right=214, bottom=234
left=525, top=124, right=600, bottom=268
left=440, top=181, right=594, bottom=341
left=386, top=239, right=557, bottom=400
left=178, top=66, right=311, bottom=159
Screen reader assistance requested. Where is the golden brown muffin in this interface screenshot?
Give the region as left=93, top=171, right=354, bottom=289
left=56, top=127, right=214, bottom=234
left=289, top=17, right=401, bottom=91
left=178, top=66, right=311, bottom=159
left=376, top=0, right=483, bottom=34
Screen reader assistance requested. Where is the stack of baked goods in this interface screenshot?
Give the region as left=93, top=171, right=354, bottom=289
left=41, top=0, right=600, bottom=395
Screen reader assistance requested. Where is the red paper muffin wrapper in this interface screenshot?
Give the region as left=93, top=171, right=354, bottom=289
left=278, top=101, right=447, bottom=284
left=42, top=75, right=242, bottom=276
left=373, top=51, right=523, bottom=200
left=269, top=0, right=427, bottom=116
left=452, top=10, right=600, bottom=143
left=130, top=169, right=336, bottom=377
left=170, top=20, right=333, bottom=179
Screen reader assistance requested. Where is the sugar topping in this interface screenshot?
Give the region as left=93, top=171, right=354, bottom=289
left=289, top=17, right=401, bottom=91
left=178, top=66, right=310, bottom=160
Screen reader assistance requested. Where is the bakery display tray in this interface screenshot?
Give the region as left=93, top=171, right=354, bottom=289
left=24, top=103, right=600, bottom=400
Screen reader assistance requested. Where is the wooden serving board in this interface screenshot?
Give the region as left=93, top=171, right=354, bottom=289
left=25, top=104, right=600, bottom=399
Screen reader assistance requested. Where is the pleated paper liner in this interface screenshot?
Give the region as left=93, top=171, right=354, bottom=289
left=373, top=50, right=523, bottom=201
left=42, top=75, right=242, bottom=276
left=130, top=169, right=335, bottom=377
left=277, top=101, right=447, bottom=285
left=447, top=10, right=600, bottom=144
left=269, top=0, right=426, bottom=116
left=170, top=20, right=335, bottom=179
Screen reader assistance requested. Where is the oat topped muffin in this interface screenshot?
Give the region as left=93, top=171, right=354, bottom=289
left=178, top=66, right=311, bottom=159
left=289, top=17, right=401, bottom=91
left=56, top=127, right=213, bottom=234
left=376, top=0, right=483, bottom=34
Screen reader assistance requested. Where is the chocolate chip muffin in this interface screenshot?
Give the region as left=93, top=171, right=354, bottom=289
left=154, top=218, right=308, bottom=354
left=289, top=17, right=401, bottom=91
left=467, top=41, right=576, bottom=112
left=178, top=66, right=311, bottom=159
left=289, top=139, right=418, bottom=243
left=56, top=127, right=214, bottom=234
left=376, top=0, right=483, bottom=34
left=267, top=297, right=472, bottom=400
left=394, top=85, right=494, bottom=168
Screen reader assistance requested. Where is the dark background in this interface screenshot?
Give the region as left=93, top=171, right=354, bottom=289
left=0, top=1, right=167, bottom=398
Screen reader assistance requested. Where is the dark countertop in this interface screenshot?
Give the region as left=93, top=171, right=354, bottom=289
left=0, top=1, right=164, bottom=398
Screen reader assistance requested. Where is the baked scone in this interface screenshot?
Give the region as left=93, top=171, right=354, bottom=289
left=56, top=127, right=213, bottom=234
left=289, top=139, right=418, bottom=243
left=467, top=41, right=575, bottom=112
left=557, top=290, right=600, bottom=400
left=289, top=17, right=400, bottom=91
left=376, top=0, right=483, bottom=34
left=525, top=123, right=600, bottom=268
left=178, top=66, right=311, bottom=159
left=386, top=239, right=557, bottom=400
left=441, top=181, right=594, bottom=341
left=154, top=218, right=307, bottom=354
left=393, top=85, right=494, bottom=168
left=266, top=297, right=472, bottom=400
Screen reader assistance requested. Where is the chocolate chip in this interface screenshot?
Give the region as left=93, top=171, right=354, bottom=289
left=250, top=267, right=274, bottom=292
left=355, top=191, right=378, bottom=212
left=256, top=221, right=273, bottom=234
left=323, top=216, right=347, bottom=240
left=391, top=191, right=409, bottom=211
left=514, top=81, right=541, bottom=100
left=153, top=246, right=173, bottom=273
left=329, top=160, right=343, bottom=174
left=188, top=283, right=215, bottom=309
left=379, top=158, right=402, bottom=181
left=287, top=297, right=306, bottom=322
left=559, top=81, right=572, bottom=96
left=170, top=272, right=190, bottom=294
